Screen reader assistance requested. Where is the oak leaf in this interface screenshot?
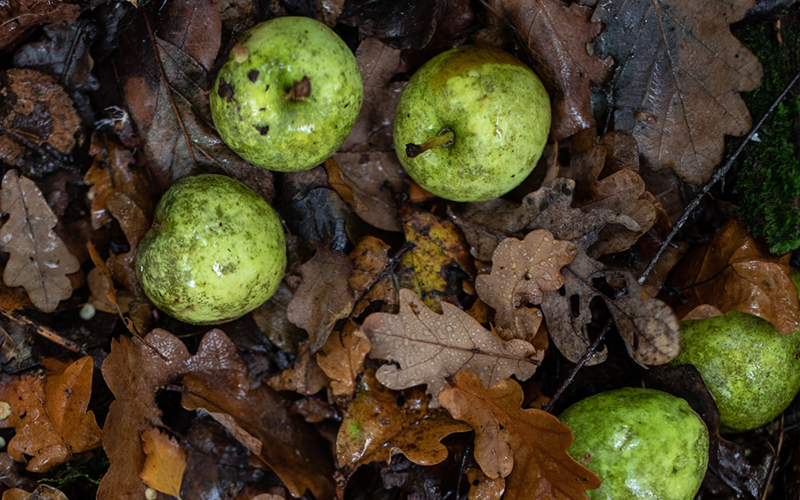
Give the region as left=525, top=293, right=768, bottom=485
left=668, top=218, right=799, bottom=334
left=1, top=485, right=67, bottom=500
left=286, top=245, right=355, bottom=352
left=317, top=321, right=372, bottom=399
left=0, top=357, right=101, bottom=473
left=592, top=0, right=763, bottom=185
left=0, top=1, right=79, bottom=51
left=349, top=235, right=396, bottom=316
left=439, top=371, right=600, bottom=499
left=475, top=229, right=576, bottom=342
left=139, top=428, right=186, bottom=498
left=0, top=170, right=79, bottom=312
left=267, top=341, right=330, bottom=396
left=485, top=0, right=613, bottom=140
left=337, top=369, right=471, bottom=470
left=466, top=467, right=505, bottom=500
left=362, top=288, right=541, bottom=407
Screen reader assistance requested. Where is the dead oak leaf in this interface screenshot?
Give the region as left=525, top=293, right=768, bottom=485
left=0, top=1, right=79, bottom=56
left=466, top=467, right=506, bottom=500
left=317, top=320, right=371, bottom=399
left=267, top=341, right=330, bottom=396
left=668, top=218, right=799, bottom=334
left=475, top=230, right=576, bottom=342
left=139, top=427, right=186, bottom=498
left=0, top=357, right=101, bottom=473
left=349, top=235, right=396, bottom=316
left=336, top=369, right=471, bottom=470
left=592, top=0, right=763, bottom=185
left=439, top=371, right=600, bottom=499
left=1, top=485, right=68, bottom=500
left=362, top=288, right=542, bottom=407
left=286, top=245, right=355, bottom=352
left=0, top=169, right=80, bottom=312
left=485, top=0, right=613, bottom=140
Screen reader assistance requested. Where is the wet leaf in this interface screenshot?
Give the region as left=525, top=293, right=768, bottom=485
left=339, top=0, right=441, bottom=50
left=0, top=357, right=101, bottom=473
left=485, top=0, right=613, bottom=140
left=148, top=0, right=221, bottom=72
left=1, top=485, right=67, bottom=500
left=267, top=341, right=330, bottom=396
left=349, top=235, right=395, bottom=316
left=286, top=245, right=355, bottom=352
left=337, top=369, right=471, bottom=470
left=467, top=467, right=506, bottom=500
left=334, top=152, right=407, bottom=232
left=0, top=0, right=79, bottom=51
left=475, top=230, right=576, bottom=342
left=139, top=427, right=187, bottom=498
left=252, top=283, right=307, bottom=355
left=317, top=321, right=371, bottom=399
left=668, top=218, right=799, bottom=334
left=593, top=0, right=763, bottom=185
left=362, top=288, right=541, bottom=407
left=439, top=371, right=600, bottom=498
left=0, top=69, right=81, bottom=178
left=0, top=170, right=80, bottom=312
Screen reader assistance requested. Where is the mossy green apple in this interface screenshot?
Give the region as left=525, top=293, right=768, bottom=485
left=560, top=387, right=709, bottom=500
left=672, top=271, right=800, bottom=432
left=210, top=16, right=363, bottom=172
left=136, top=174, right=286, bottom=325
left=393, top=44, right=551, bottom=202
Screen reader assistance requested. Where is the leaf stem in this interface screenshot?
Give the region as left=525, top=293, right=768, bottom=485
left=405, top=129, right=455, bottom=158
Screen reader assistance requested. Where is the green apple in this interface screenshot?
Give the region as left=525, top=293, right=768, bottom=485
left=136, top=174, right=286, bottom=325
left=210, top=16, right=363, bottom=172
left=672, top=273, right=800, bottom=432
left=393, top=44, right=551, bottom=202
left=560, top=387, right=709, bottom=500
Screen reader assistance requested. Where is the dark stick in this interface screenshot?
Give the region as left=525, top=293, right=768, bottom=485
left=639, top=71, right=800, bottom=285
left=542, top=320, right=613, bottom=413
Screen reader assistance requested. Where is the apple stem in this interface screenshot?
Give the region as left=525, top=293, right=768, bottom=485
left=405, top=129, right=455, bottom=158
left=285, top=76, right=311, bottom=101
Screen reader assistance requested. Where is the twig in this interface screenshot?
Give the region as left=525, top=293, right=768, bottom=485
left=543, top=320, right=613, bottom=413
left=639, top=70, right=800, bottom=285
left=761, top=414, right=785, bottom=500
left=0, top=308, right=86, bottom=354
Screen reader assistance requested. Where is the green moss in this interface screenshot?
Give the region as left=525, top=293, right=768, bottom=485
left=730, top=16, right=800, bottom=254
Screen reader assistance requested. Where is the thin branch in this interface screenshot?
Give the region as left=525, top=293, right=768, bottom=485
left=761, top=414, right=785, bottom=500
left=0, top=308, right=86, bottom=355
left=639, top=70, right=800, bottom=285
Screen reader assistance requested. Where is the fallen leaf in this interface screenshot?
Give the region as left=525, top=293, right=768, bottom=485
left=317, top=321, right=372, bottom=399
left=139, top=428, right=187, bottom=498
left=668, top=218, right=799, bottom=334
left=0, top=0, right=79, bottom=51
left=1, top=485, right=67, bottom=500
left=148, top=0, right=221, bottom=72
left=0, top=170, right=80, bottom=312
left=0, top=357, right=102, bottom=473
left=439, top=371, right=600, bottom=498
left=362, top=288, right=541, bottom=407
left=337, top=369, right=471, bottom=470
left=475, top=230, right=576, bottom=341
left=0, top=69, right=81, bottom=178
left=592, top=0, right=763, bottom=185
left=252, top=283, right=307, bottom=355
left=286, top=245, right=355, bottom=352
left=399, top=206, right=474, bottom=312
left=485, top=0, right=613, bottom=140
left=339, top=0, right=440, bottom=50
left=324, top=158, right=364, bottom=210
left=466, top=467, right=505, bottom=500
left=267, top=341, right=330, bottom=396
left=349, top=235, right=395, bottom=316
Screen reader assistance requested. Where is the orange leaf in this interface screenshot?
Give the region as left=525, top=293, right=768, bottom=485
left=349, top=235, right=396, bottom=316
left=1, top=485, right=68, bottom=500
left=669, top=219, right=799, bottom=334
left=0, top=357, right=101, bottom=472
left=439, top=371, right=600, bottom=499
left=139, top=428, right=186, bottom=498
left=317, top=321, right=371, bottom=399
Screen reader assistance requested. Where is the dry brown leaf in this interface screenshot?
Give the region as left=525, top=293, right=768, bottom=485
left=317, top=321, right=371, bottom=399
left=286, top=245, right=355, bottom=352
left=267, top=341, right=330, bottom=396
left=475, top=230, right=576, bottom=342
left=440, top=371, right=600, bottom=499
left=466, top=467, right=506, bottom=500
left=349, top=235, right=395, bottom=316
left=669, top=219, right=799, bottom=334
left=252, top=283, right=307, bottom=355
left=592, top=0, right=762, bottom=185
left=0, top=170, right=79, bottom=312
left=336, top=369, right=471, bottom=470
left=334, top=152, right=407, bottom=232
left=139, top=427, right=186, bottom=498
left=0, top=357, right=101, bottom=473
left=1, top=485, right=68, bottom=500
left=485, top=0, right=613, bottom=140
left=362, top=288, right=541, bottom=407
left=324, top=158, right=365, bottom=210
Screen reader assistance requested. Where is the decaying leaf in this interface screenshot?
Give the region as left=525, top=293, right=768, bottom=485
left=337, top=369, right=471, bottom=470
left=592, top=0, right=763, bottom=185
left=139, top=427, right=186, bottom=498
left=0, top=170, right=80, bottom=312
left=0, top=357, right=102, bottom=473
left=485, top=0, right=613, bottom=140
left=349, top=235, right=396, bottom=316
left=475, top=230, right=576, bottom=341
left=439, top=371, right=600, bottom=499
left=1, top=485, right=68, bottom=500
left=362, top=288, right=541, bottom=407
left=267, top=341, right=330, bottom=396
left=669, top=218, right=799, bottom=334
left=399, top=206, right=474, bottom=312
left=0, top=0, right=79, bottom=51
left=467, top=467, right=506, bottom=500
left=286, top=245, right=355, bottom=352
left=317, top=321, right=371, bottom=399
left=252, top=283, right=307, bottom=355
